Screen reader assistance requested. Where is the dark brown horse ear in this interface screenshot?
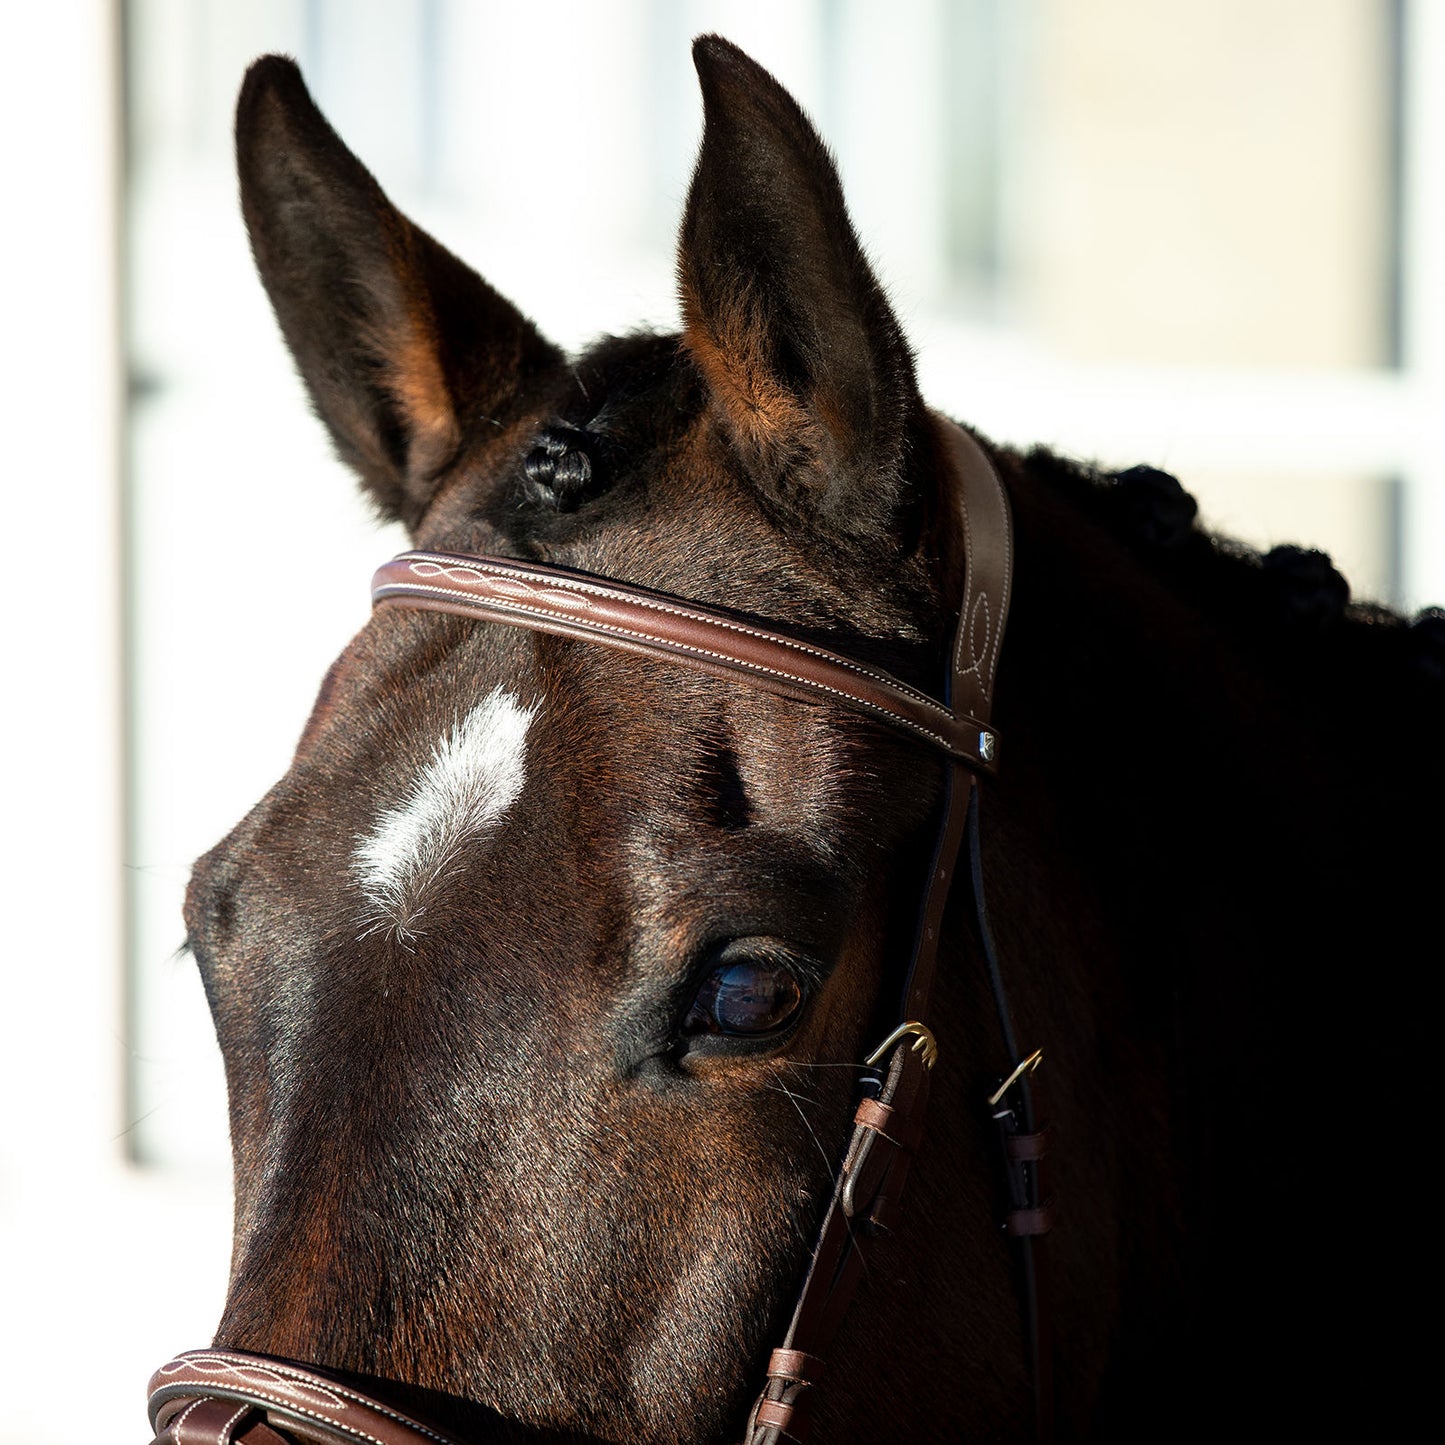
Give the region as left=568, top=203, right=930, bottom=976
left=679, top=36, right=924, bottom=548
left=235, top=57, right=561, bottom=529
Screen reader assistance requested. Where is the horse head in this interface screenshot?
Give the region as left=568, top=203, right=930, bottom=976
left=180, top=36, right=1022, bottom=1445
left=157, top=31, right=1445, bottom=1445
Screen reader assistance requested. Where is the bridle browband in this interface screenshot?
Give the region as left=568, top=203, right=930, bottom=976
left=148, top=414, right=1051, bottom=1445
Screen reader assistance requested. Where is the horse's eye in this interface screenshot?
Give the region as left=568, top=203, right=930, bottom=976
left=685, top=960, right=804, bottom=1036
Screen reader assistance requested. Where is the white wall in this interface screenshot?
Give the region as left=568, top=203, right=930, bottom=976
left=0, top=2, right=230, bottom=1438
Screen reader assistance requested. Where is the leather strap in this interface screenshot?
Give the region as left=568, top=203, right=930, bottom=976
left=371, top=553, right=999, bottom=774
left=741, top=416, right=1018, bottom=1445
left=973, top=784, right=1054, bottom=1443
left=148, top=1351, right=467, bottom=1445
left=945, top=417, right=1012, bottom=729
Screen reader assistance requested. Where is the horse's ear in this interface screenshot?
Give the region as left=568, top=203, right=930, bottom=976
left=235, top=56, right=562, bottom=528
left=679, top=37, right=923, bottom=548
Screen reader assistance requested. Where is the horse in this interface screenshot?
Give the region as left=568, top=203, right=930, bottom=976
left=150, top=34, right=1442, bottom=1445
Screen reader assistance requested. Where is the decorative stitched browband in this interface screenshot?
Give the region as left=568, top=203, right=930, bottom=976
left=147, top=415, right=1051, bottom=1445
left=367, top=555, right=1001, bottom=772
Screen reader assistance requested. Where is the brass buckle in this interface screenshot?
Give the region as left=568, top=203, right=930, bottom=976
left=865, top=1021, right=939, bottom=1071
left=985, top=1048, right=1042, bottom=1108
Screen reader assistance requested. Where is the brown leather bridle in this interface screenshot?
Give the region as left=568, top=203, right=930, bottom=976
left=148, top=414, right=1051, bottom=1445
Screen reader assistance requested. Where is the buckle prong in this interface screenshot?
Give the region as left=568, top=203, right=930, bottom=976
left=865, top=1021, right=939, bottom=1071
left=986, top=1048, right=1043, bottom=1108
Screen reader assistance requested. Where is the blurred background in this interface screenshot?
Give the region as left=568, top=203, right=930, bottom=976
left=3, top=0, right=1441, bottom=1437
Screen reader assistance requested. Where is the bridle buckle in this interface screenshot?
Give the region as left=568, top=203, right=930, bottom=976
left=865, top=1020, right=939, bottom=1071
left=987, top=1047, right=1043, bottom=1108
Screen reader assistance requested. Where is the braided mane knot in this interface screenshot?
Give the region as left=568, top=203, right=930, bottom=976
left=1262, top=545, right=1350, bottom=632
left=1409, top=607, right=1445, bottom=686
left=1111, top=466, right=1198, bottom=548
left=523, top=423, right=602, bottom=511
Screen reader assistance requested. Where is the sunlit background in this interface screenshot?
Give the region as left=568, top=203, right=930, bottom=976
left=3, top=1, right=1442, bottom=1437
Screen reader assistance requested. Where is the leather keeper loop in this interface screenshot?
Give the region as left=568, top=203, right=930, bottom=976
left=1005, top=1129, right=1048, bottom=1162
left=755, top=1398, right=806, bottom=1439
left=1005, top=1200, right=1056, bottom=1237
left=841, top=1041, right=930, bottom=1221
left=767, top=1349, right=824, bottom=1385
left=865, top=1191, right=902, bottom=1233
left=159, top=1398, right=255, bottom=1445
left=853, top=1096, right=923, bottom=1152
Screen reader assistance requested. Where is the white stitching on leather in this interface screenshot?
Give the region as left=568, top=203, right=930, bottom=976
left=948, top=422, right=1011, bottom=703
left=158, top=1353, right=457, bottom=1445
left=395, top=555, right=951, bottom=717
left=156, top=1356, right=345, bottom=1409
left=954, top=449, right=975, bottom=688
left=992, top=491, right=1013, bottom=690
left=942, top=420, right=1011, bottom=713
left=154, top=1388, right=390, bottom=1445
left=218, top=1402, right=248, bottom=1445
left=169, top=1399, right=203, bottom=1442
left=374, top=583, right=980, bottom=761
left=956, top=590, right=992, bottom=692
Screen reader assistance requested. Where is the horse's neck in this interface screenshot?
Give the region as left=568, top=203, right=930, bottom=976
left=824, top=447, right=1435, bottom=1436
left=923, top=448, right=1438, bottom=1434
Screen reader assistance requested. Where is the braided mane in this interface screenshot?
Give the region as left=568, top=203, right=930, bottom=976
left=1024, top=444, right=1445, bottom=716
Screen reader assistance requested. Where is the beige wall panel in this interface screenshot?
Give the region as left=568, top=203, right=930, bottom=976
left=1016, top=0, right=1390, bottom=367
